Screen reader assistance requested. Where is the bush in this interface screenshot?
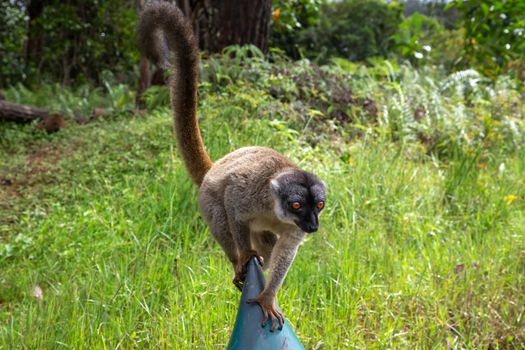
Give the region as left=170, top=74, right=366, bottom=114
left=1, top=1, right=139, bottom=87
left=391, top=12, right=444, bottom=65
left=0, top=1, right=27, bottom=87
left=450, top=0, right=525, bottom=77
left=270, top=0, right=323, bottom=59
left=273, top=0, right=404, bottom=63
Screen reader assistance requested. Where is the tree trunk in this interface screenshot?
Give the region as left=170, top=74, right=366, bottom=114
left=25, top=0, right=45, bottom=68
left=214, top=0, right=272, bottom=53
left=189, top=0, right=272, bottom=53
left=136, top=56, right=150, bottom=108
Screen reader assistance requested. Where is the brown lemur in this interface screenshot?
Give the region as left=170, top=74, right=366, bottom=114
left=139, top=2, right=326, bottom=332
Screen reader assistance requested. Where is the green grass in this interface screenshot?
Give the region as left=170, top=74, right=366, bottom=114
left=1, top=81, right=524, bottom=348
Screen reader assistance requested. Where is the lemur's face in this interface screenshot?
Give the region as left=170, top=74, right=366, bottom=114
left=271, top=170, right=326, bottom=233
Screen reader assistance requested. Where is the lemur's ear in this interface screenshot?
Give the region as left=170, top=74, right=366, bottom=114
left=270, top=179, right=280, bottom=193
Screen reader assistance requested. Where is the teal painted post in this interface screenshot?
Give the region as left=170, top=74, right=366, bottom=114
left=227, top=258, right=305, bottom=350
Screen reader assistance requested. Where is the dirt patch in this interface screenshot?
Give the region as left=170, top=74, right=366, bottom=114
left=0, top=145, right=63, bottom=213
left=0, top=177, right=21, bottom=202
left=25, top=146, right=62, bottom=182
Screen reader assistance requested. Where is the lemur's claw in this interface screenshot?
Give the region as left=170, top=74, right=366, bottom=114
left=233, top=250, right=262, bottom=291
left=247, top=297, right=284, bottom=332
left=232, top=276, right=244, bottom=291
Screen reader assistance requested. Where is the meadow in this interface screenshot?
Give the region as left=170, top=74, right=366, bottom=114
left=1, top=57, right=524, bottom=349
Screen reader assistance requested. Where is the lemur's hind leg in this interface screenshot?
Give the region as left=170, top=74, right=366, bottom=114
left=227, top=218, right=263, bottom=291
left=203, top=201, right=239, bottom=266
left=209, top=211, right=253, bottom=291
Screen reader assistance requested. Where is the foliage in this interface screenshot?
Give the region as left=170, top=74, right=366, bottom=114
left=0, top=1, right=27, bottom=88
left=271, top=0, right=404, bottom=63
left=272, top=0, right=322, bottom=30
left=202, top=45, right=267, bottom=85
left=425, top=27, right=465, bottom=70
left=2, top=0, right=522, bottom=89
left=0, top=0, right=139, bottom=87
left=404, top=0, right=460, bottom=29
left=270, top=0, right=323, bottom=59
left=449, top=0, right=525, bottom=77
left=391, top=12, right=444, bottom=65
left=197, top=49, right=525, bottom=158
left=4, top=73, right=135, bottom=118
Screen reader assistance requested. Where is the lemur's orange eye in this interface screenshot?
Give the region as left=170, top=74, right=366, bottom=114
left=292, top=202, right=301, bottom=209
left=316, top=201, right=325, bottom=209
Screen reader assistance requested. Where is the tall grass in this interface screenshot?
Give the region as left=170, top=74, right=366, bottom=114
left=1, top=57, right=524, bottom=348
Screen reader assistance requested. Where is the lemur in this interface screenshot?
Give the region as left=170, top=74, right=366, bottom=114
left=139, top=2, right=326, bottom=332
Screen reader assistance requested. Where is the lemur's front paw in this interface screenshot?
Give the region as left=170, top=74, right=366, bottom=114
left=247, top=294, right=284, bottom=332
left=233, top=250, right=263, bottom=291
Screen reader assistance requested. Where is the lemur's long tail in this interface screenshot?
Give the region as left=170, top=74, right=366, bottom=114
left=139, top=1, right=212, bottom=186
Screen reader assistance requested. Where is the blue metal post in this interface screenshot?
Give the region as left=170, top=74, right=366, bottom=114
left=227, top=257, right=305, bottom=350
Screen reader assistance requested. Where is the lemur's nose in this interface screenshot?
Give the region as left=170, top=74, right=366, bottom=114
left=305, top=224, right=318, bottom=233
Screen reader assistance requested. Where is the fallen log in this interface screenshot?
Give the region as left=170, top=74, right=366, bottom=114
left=0, top=100, right=65, bottom=132
left=0, top=99, right=53, bottom=123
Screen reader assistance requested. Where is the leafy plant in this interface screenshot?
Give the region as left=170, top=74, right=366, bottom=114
left=4, top=80, right=135, bottom=118
left=391, top=12, right=444, bottom=65
left=272, top=0, right=404, bottom=63
left=270, top=0, right=323, bottom=59
left=1, top=0, right=139, bottom=86
left=0, top=1, right=27, bottom=87
left=449, top=0, right=525, bottom=77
